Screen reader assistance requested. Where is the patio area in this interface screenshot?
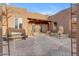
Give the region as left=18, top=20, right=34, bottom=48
left=3, top=33, right=71, bottom=56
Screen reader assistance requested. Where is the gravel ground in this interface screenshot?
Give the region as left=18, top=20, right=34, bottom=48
left=3, top=33, right=71, bottom=56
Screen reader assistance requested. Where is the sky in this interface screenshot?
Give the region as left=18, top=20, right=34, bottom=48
left=10, top=3, right=71, bottom=15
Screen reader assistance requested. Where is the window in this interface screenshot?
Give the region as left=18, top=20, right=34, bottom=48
left=54, top=22, right=57, bottom=26
left=72, top=18, right=76, bottom=24
left=41, top=24, right=47, bottom=33
left=15, top=17, right=23, bottom=29
left=53, top=22, right=58, bottom=33
left=32, top=24, right=35, bottom=32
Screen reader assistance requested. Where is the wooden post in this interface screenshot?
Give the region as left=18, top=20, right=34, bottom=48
left=76, top=3, right=79, bottom=56
left=0, top=15, right=2, bottom=56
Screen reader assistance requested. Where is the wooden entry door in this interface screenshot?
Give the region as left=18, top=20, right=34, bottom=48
left=40, top=24, right=48, bottom=33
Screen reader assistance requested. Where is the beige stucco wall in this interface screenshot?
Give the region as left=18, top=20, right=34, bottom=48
left=48, top=8, right=71, bottom=34
left=1, top=6, right=76, bottom=37
left=1, top=6, right=48, bottom=36
left=27, top=12, right=48, bottom=20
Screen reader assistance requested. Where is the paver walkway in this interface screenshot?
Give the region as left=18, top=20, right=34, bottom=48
left=3, top=34, right=71, bottom=56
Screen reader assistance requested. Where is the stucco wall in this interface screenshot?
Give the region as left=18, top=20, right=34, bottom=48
left=48, top=8, right=71, bottom=34
left=1, top=6, right=48, bottom=36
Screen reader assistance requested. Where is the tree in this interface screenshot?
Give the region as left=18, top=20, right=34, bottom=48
left=2, top=4, right=12, bottom=56
left=0, top=3, right=12, bottom=56
left=0, top=3, right=7, bottom=56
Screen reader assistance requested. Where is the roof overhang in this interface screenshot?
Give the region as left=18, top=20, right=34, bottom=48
left=27, top=18, right=51, bottom=24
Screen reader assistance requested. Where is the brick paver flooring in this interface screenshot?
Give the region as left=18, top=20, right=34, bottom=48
left=3, top=34, right=71, bottom=56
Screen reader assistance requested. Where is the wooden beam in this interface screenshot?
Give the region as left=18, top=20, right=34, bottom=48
left=27, top=18, right=51, bottom=22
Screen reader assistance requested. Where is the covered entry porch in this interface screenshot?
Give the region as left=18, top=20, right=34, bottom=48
left=27, top=18, right=52, bottom=36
